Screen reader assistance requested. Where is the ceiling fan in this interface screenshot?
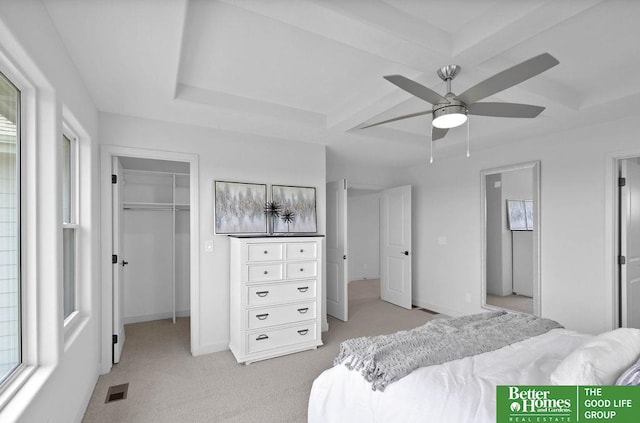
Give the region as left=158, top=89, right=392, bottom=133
left=361, top=53, right=559, bottom=143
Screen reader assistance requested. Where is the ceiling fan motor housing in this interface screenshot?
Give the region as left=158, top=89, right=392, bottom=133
left=432, top=97, right=468, bottom=128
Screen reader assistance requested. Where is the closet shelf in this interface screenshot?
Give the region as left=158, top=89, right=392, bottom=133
left=123, top=201, right=174, bottom=210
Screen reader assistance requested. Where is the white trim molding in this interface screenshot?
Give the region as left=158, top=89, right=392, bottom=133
left=604, top=147, right=640, bottom=330
left=480, top=161, right=541, bottom=317
left=99, top=145, right=200, bottom=373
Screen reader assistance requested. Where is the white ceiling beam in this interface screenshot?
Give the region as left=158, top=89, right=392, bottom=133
left=176, top=83, right=326, bottom=126
left=308, top=0, right=451, bottom=56
left=169, top=0, right=190, bottom=98
left=326, top=71, right=437, bottom=131
left=221, top=0, right=457, bottom=133
left=450, top=0, right=605, bottom=109
left=454, top=0, right=605, bottom=61
left=222, top=0, right=450, bottom=70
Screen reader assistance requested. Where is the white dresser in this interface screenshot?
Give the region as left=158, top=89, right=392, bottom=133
left=229, top=236, right=324, bottom=364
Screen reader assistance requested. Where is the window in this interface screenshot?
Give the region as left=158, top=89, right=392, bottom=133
left=62, top=132, right=77, bottom=320
left=0, top=71, right=20, bottom=384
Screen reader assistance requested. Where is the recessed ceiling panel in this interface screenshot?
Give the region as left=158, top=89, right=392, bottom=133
left=179, top=1, right=408, bottom=114
left=381, top=0, right=503, bottom=33
left=498, top=0, right=640, bottom=107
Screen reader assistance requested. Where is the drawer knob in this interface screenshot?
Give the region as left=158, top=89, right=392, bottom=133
left=300, top=249, right=304, bottom=253
left=300, top=268, right=304, bottom=272
left=264, top=250, right=268, bottom=254
left=297, top=329, right=309, bottom=336
left=256, top=313, right=269, bottom=320
left=256, top=334, right=269, bottom=341
left=297, top=286, right=309, bottom=293
left=264, top=270, right=268, bottom=275
left=297, top=307, right=309, bottom=314
left=256, top=291, right=269, bottom=297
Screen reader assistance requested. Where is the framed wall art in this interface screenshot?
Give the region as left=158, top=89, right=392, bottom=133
left=271, top=185, right=317, bottom=233
left=507, top=199, right=534, bottom=231
left=214, top=181, right=267, bottom=234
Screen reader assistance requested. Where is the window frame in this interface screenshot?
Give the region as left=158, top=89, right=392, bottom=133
left=0, top=70, right=21, bottom=387
left=62, top=126, right=79, bottom=328
left=0, top=55, right=35, bottom=406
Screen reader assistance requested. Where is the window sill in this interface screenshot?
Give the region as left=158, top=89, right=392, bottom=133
left=0, top=364, right=38, bottom=413
left=63, top=311, right=88, bottom=348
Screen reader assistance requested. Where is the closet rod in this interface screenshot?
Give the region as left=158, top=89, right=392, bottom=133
left=123, top=169, right=189, bottom=177
left=123, top=207, right=174, bottom=211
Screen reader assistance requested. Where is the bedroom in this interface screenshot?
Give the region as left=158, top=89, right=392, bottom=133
left=1, top=0, right=639, bottom=422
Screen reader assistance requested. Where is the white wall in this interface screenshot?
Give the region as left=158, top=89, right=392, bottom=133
left=122, top=170, right=190, bottom=323
left=99, top=112, right=326, bottom=354
left=347, top=191, right=380, bottom=281
left=326, top=151, right=399, bottom=188
left=403, top=116, right=640, bottom=335
left=123, top=210, right=191, bottom=322
left=0, top=1, right=100, bottom=422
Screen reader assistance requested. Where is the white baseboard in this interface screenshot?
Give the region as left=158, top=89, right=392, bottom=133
left=124, top=310, right=190, bottom=324
left=348, top=275, right=380, bottom=283
left=412, top=299, right=462, bottom=317
left=195, top=341, right=230, bottom=356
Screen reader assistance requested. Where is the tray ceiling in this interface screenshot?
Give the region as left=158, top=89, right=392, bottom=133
left=43, top=0, right=640, bottom=167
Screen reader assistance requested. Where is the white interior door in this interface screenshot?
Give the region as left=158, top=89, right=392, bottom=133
left=381, top=185, right=412, bottom=309
left=112, top=157, right=126, bottom=363
left=326, top=179, right=348, bottom=321
left=621, top=158, right=640, bottom=328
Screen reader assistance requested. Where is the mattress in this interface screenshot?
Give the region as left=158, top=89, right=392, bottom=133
left=308, top=328, right=591, bottom=423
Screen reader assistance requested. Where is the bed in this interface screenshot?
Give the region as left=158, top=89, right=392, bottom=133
left=308, top=314, right=640, bottom=423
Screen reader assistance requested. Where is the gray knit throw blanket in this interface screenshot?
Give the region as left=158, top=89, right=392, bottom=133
left=334, top=311, right=562, bottom=391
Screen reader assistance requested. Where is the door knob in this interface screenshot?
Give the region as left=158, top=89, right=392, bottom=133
left=121, top=260, right=129, bottom=266
left=402, top=251, right=409, bottom=256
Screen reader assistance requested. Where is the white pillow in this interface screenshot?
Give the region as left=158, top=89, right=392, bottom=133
left=550, top=328, right=640, bottom=385
left=616, top=358, right=640, bottom=385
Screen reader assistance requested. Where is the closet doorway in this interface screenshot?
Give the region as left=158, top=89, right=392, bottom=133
left=115, top=157, right=190, bottom=362
left=101, top=146, right=199, bottom=373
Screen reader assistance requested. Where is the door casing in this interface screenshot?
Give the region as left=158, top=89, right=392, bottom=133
left=100, top=145, right=199, bottom=373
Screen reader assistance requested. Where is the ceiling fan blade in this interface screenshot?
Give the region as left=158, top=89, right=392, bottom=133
left=456, top=53, right=559, bottom=105
left=467, top=102, right=545, bottom=118
left=432, top=127, right=448, bottom=141
left=384, top=75, right=448, bottom=105
left=360, top=110, right=431, bottom=129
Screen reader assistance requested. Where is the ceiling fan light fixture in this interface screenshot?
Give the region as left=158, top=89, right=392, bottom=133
left=432, top=104, right=468, bottom=129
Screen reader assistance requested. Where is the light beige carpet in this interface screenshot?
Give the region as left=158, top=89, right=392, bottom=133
left=486, top=293, right=533, bottom=314
left=82, top=279, right=436, bottom=422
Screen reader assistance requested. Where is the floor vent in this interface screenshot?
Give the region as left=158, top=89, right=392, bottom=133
left=105, top=383, right=129, bottom=403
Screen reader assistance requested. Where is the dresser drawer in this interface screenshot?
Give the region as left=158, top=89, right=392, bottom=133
left=247, top=280, right=316, bottom=306
left=247, top=243, right=283, bottom=262
left=285, top=242, right=317, bottom=260
left=247, top=323, right=317, bottom=354
left=247, top=301, right=316, bottom=330
left=247, top=263, right=283, bottom=283
left=286, top=261, right=317, bottom=279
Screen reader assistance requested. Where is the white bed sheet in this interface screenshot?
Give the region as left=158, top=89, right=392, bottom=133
left=308, top=328, right=591, bottom=423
